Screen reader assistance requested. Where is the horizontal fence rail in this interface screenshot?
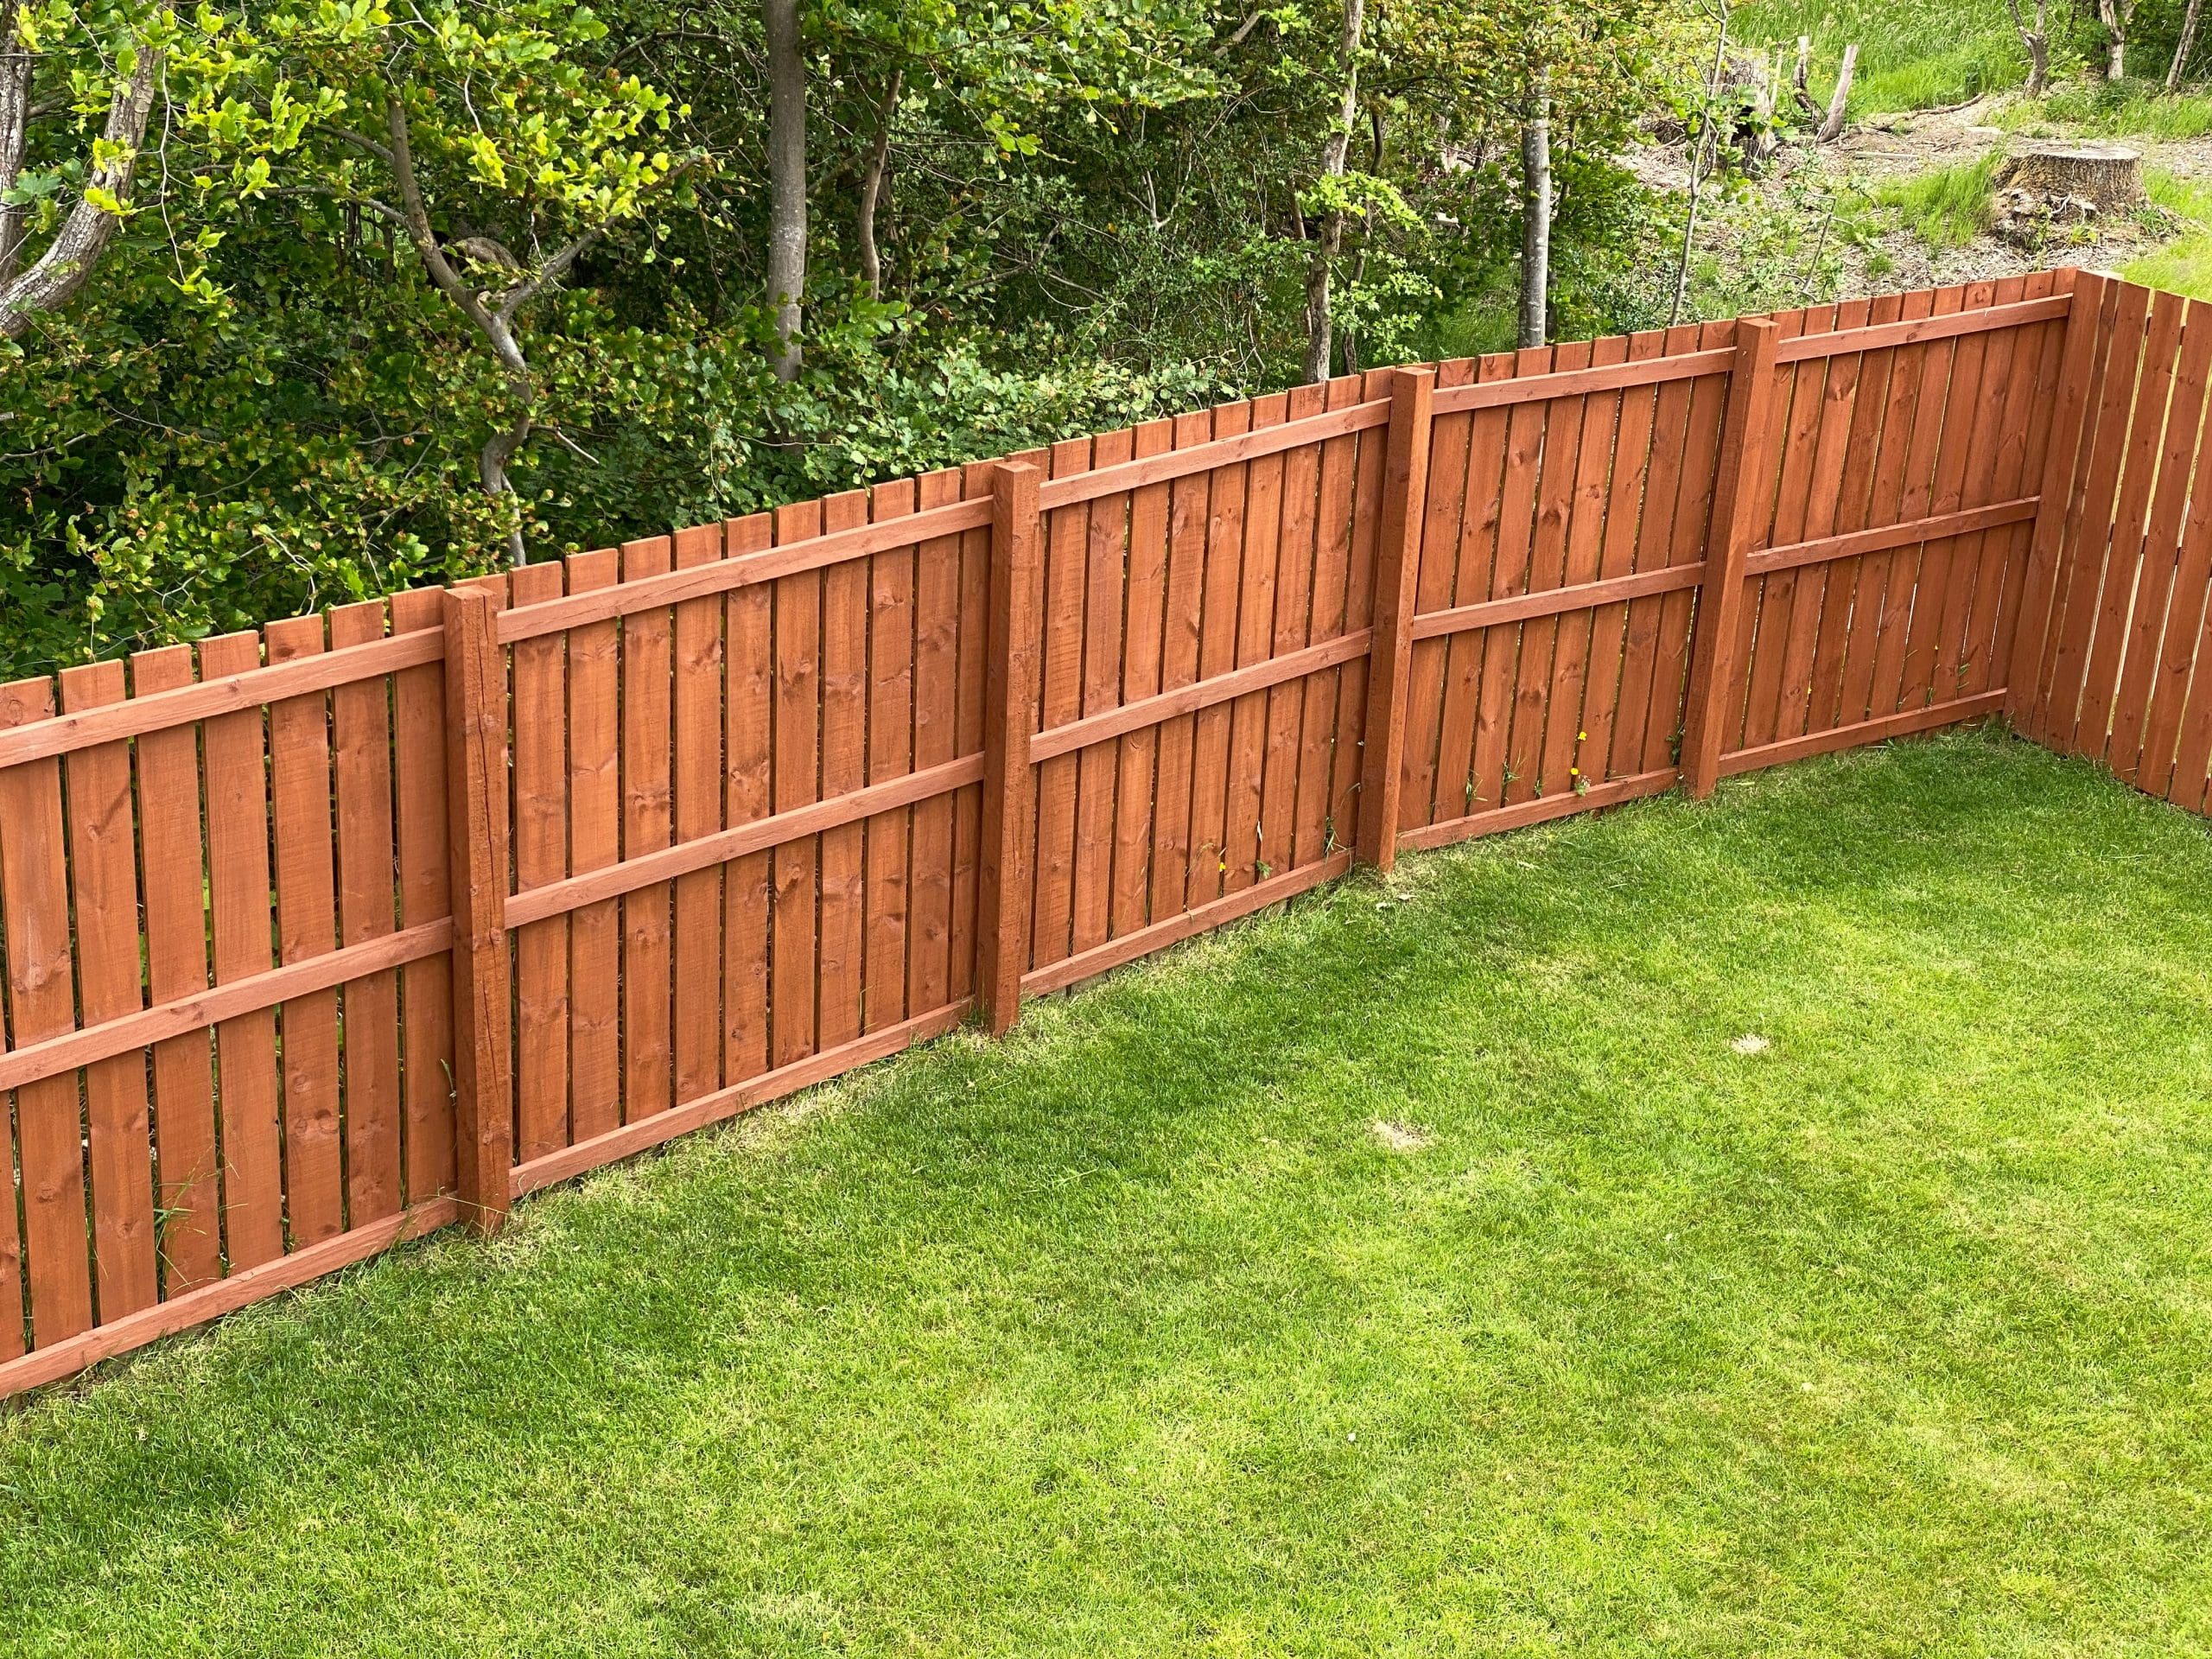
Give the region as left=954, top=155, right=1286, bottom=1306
left=16, top=264, right=2201, bottom=1398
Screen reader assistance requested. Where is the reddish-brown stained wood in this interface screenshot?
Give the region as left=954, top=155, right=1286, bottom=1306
left=1465, top=348, right=1553, bottom=819
left=264, top=615, right=346, bottom=1245
left=126, top=645, right=221, bottom=1290
left=509, top=560, right=571, bottom=1160
left=671, top=523, right=728, bottom=1099
left=54, top=661, right=158, bottom=1320
left=771, top=502, right=824, bottom=1067
left=1536, top=334, right=1627, bottom=798
left=1611, top=326, right=1705, bottom=773
left=1581, top=331, right=1669, bottom=783
left=1736, top=310, right=1823, bottom=750
left=723, top=513, right=774, bottom=1082
left=1296, top=378, right=1363, bottom=864
left=2079, top=290, right=2186, bottom=752
left=327, top=601, right=404, bottom=1225
left=1975, top=270, right=2071, bottom=699
left=389, top=586, right=456, bottom=1200
left=1185, top=401, right=1252, bottom=910
left=1150, top=414, right=1211, bottom=921
left=817, top=493, right=871, bottom=1050
left=1329, top=370, right=1393, bottom=852
left=1429, top=354, right=1518, bottom=826
left=978, top=461, right=1044, bottom=1033
left=441, top=586, right=514, bottom=1232
left=620, top=535, right=677, bottom=1120
left=1224, top=394, right=1287, bottom=889
left=1031, top=438, right=1093, bottom=970
left=950, top=461, right=1001, bottom=1001
left=1355, top=366, right=1437, bottom=869
left=198, top=630, right=286, bottom=1268
left=1683, top=318, right=1783, bottom=796
left=907, top=476, right=964, bottom=1013
left=1401, top=355, right=1480, bottom=832
left=565, top=550, right=624, bottom=1141
left=2009, top=274, right=2112, bottom=733
left=1262, top=385, right=1325, bottom=880
left=863, top=482, right=917, bottom=1033
left=1639, top=321, right=1735, bottom=774
left=1772, top=291, right=2070, bottom=360
left=1072, top=429, right=1132, bottom=944
left=1869, top=286, right=1974, bottom=719
left=0, top=678, right=92, bottom=1351
left=1505, top=341, right=1587, bottom=807
left=1775, top=297, right=1872, bottom=742
left=1799, top=293, right=1905, bottom=736
left=1111, top=422, right=1173, bottom=936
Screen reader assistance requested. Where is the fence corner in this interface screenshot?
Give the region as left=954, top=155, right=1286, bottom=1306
left=1354, top=364, right=1436, bottom=872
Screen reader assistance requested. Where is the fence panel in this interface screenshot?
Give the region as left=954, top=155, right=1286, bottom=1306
left=2, top=271, right=2113, bottom=1396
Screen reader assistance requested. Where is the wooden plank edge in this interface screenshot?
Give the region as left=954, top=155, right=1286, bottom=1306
left=505, top=753, right=986, bottom=929
left=1718, top=691, right=2008, bottom=776
left=511, top=1002, right=973, bottom=1199
left=1029, top=630, right=1373, bottom=764
left=1395, top=768, right=1681, bottom=854
left=0, top=918, right=453, bottom=1096
left=0, top=629, right=443, bottom=772
left=1411, top=564, right=1705, bottom=642
left=1744, top=497, right=2039, bottom=580
left=1037, top=399, right=1392, bottom=510
left=1020, top=851, right=1354, bottom=998
left=1431, top=346, right=1736, bottom=413
left=0, top=1197, right=462, bottom=1399
left=1773, top=295, right=2071, bottom=362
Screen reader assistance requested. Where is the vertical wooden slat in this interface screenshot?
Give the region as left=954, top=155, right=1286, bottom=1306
left=265, top=615, right=346, bottom=1245
left=1185, top=400, right=1251, bottom=910
left=862, top=483, right=918, bottom=1035
left=817, top=493, right=870, bottom=1049
left=327, top=600, right=404, bottom=1225
left=1355, top=365, right=1437, bottom=868
left=1974, top=271, right=2070, bottom=699
left=1539, top=334, right=1628, bottom=797
left=1150, top=415, right=1211, bottom=921
left=949, top=461, right=999, bottom=1002
left=1330, top=370, right=1393, bottom=851
left=772, top=501, right=823, bottom=1068
left=1111, top=423, right=1173, bottom=936
left=1641, top=321, right=1737, bottom=774
left=509, top=560, right=570, bottom=1160
left=1294, top=378, right=1361, bottom=864
left=1867, top=287, right=1971, bottom=721
left=129, top=644, right=221, bottom=1287
left=978, top=461, right=1043, bottom=1033
left=907, top=477, right=964, bottom=1014
left=1611, top=326, right=1705, bottom=773
left=57, top=661, right=158, bottom=1319
left=1581, top=331, right=1668, bottom=783
left=672, top=522, right=726, bottom=1097
left=442, top=586, right=513, bottom=1231
left=0, top=677, right=93, bottom=1346
left=723, top=513, right=775, bottom=1081
left=1402, top=356, right=1481, bottom=830
left=1775, top=299, right=1872, bottom=741
left=199, top=630, right=284, bottom=1268
left=1465, top=348, right=1552, bottom=819
left=1223, top=396, right=1287, bottom=890
left=620, top=535, right=676, bottom=1121
left=389, top=587, right=455, bottom=1200
left=1032, top=439, right=1091, bottom=970
left=1506, top=341, right=1588, bottom=807
left=565, top=549, right=623, bottom=1140
left=1072, top=429, right=1132, bottom=944
left=1262, top=386, right=1325, bottom=878
left=2008, top=273, right=2110, bottom=730
left=1682, top=318, right=1782, bottom=795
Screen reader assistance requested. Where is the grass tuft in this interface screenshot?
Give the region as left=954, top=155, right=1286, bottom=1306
left=1876, top=150, right=2004, bottom=248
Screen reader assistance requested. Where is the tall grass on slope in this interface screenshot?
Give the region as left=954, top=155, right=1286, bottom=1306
left=1732, top=0, right=2028, bottom=115
left=1876, top=151, right=2004, bottom=250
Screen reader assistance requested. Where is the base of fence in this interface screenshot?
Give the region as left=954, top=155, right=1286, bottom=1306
left=1718, top=692, right=2006, bottom=778
left=0, top=1196, right=462, bottom=1399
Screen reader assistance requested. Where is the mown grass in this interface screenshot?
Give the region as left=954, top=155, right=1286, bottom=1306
left=1876, top=150, right=2005, bottom=248
left=4, top=728, right=2212, bottom=1656
left=1732, top=0, right=2030, bottom=115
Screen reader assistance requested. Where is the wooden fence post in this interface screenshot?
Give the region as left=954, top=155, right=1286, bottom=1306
left=1680, top=316, right=1781, bottom=798
left=2005, top=267, right=2105, bottom=738
left=976, top=461, right=1043, bottom=1035
left=1354, top=364, right=1436, bottom=873
left=441, top=584, right=514, bottom=1232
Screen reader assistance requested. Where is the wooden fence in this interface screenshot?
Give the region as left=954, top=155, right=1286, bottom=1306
left=4, top=265, right=2190, bottom=1396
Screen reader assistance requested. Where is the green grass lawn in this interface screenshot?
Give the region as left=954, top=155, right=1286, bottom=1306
left=5, top=727, right=2212, bottom=1656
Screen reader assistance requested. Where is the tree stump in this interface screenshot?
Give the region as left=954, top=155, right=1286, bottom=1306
left=1996, top=143, right=2145, bottom=213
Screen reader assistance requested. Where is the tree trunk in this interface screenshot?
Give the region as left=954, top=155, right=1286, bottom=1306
left=764, top=0, right=807, bottom=380
left=0, top=42, right=160, bottom=340
left=1517, top=71, right=1550, bottom=350
left=855, top=68, right=900, bottom=302
left=2100, top=0, right=2129, bottom=79
left=0, top=0, right=29, bottom=287
left=1815, top=42, right=1857, bottom=142
left=1302, top=0, right=1363, bottom=385
left=2171, top=0, right=2203, bottom=91
left=1998, top=141, right=2145, bottom=208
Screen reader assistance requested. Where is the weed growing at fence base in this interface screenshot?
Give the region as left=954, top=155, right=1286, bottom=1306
left=3, top=728, right=2211, bottom=1655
